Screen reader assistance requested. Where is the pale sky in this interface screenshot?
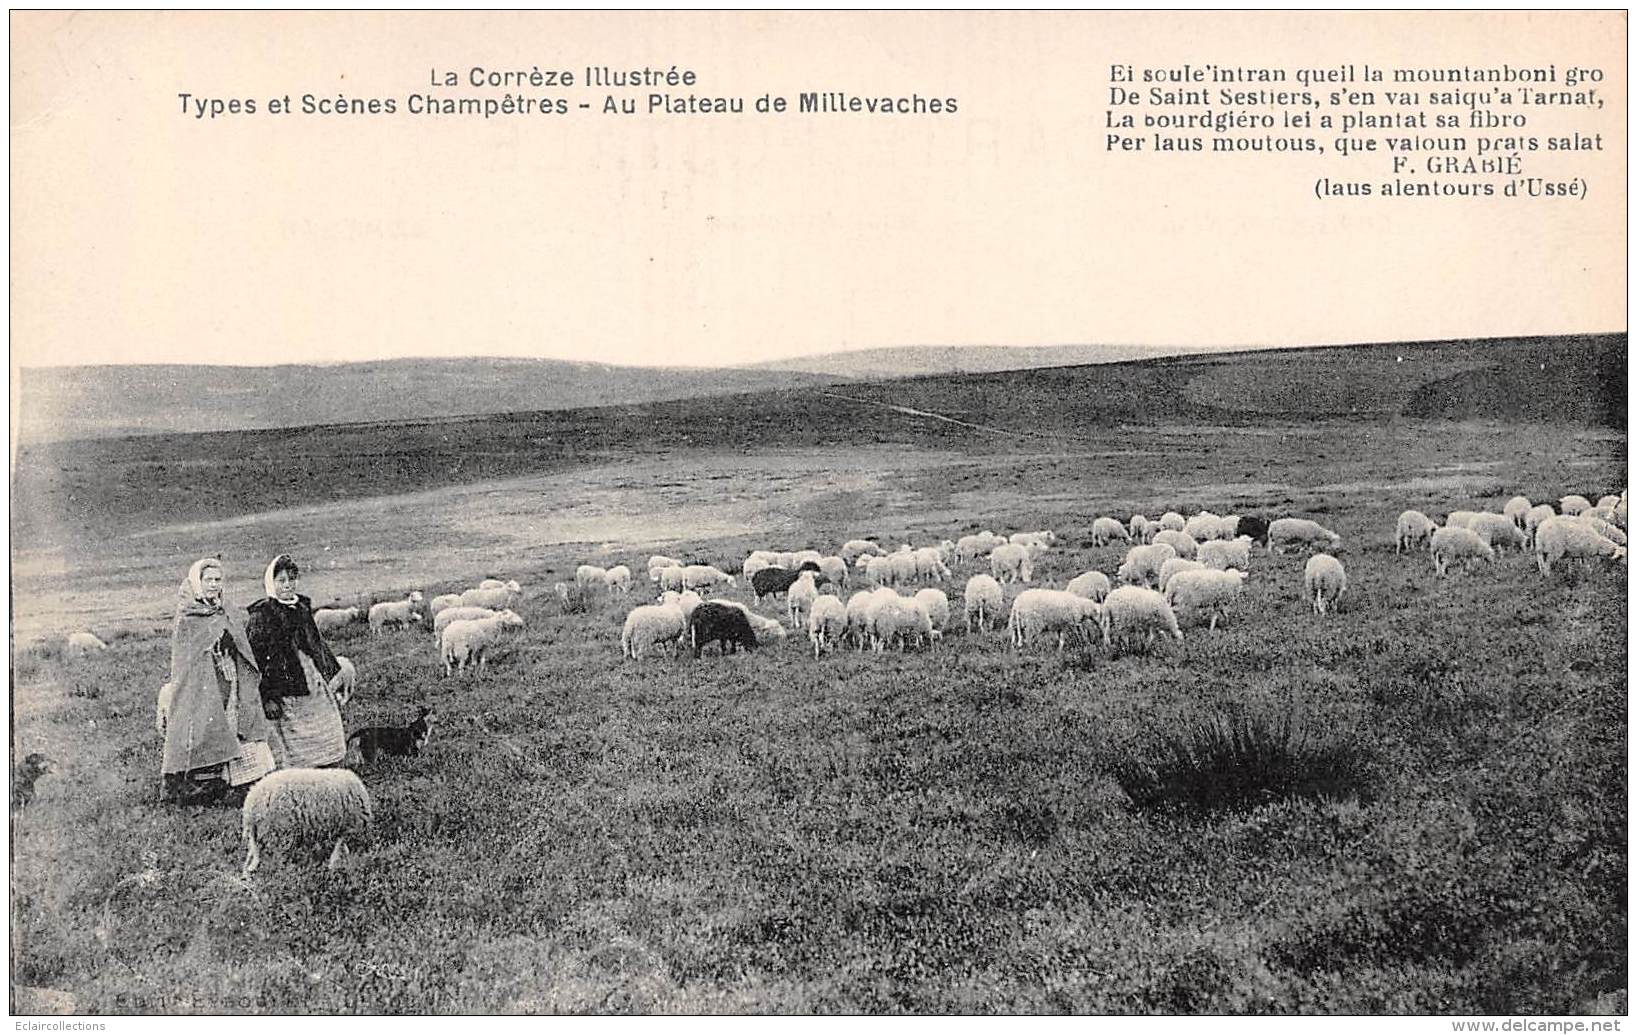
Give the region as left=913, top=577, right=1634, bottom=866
left=10, top=11, right=1626, bottom=368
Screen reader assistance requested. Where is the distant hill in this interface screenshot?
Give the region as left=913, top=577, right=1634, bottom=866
left=12, top=357, right=851, bottom=443
left=745, top=344, right=1192, bottom=379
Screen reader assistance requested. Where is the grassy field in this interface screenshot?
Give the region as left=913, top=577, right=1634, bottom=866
left=8, top=340, right=1629, bottom=1014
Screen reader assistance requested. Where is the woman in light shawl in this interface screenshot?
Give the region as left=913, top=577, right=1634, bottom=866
left=246, top=554, right=348, bottom=769
left=163, top=558, right=275, bottom=805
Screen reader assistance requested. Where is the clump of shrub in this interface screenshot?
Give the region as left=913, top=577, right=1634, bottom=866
left=1110, top=709, right=1376, bottom=813
left=556, top=584, right=591, bottom=615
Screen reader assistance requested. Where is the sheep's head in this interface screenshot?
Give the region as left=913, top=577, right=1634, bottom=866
left=409, top=591, right=425, bottom=603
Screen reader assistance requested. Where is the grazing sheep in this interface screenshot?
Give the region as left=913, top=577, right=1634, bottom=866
left=314, top=607, right=360, bottom=634
left=912, top=546, right=952, bottom=583
left=1302, top=555, right=1347, bottom=615
left=687, top=602, right=759, bottom=657
left=368, top=592, right=425, bottom=634
left=458, top=585, right=515, bottom=610
left=330, top=656, right=357, bottom=707
left=1267, top=518, right=1342, bottom=554
left=241, top=768, right=373, bottom=877
left=553, top=582, right=573, bottom=606
left=1091, top=517, right=1129, bottom=548
left=64, top=632, right=108, bottom=656
left=1009, top=530, right=1057, bottom=552
left=862, top=554, right=896, bottom=588
left=817, top=555, right=849, bottom=591
left=1580, top=515, right=1628, bottom=546
left=621, top=603, right=687, bottom=659
left=1534, top=516, right=1626, bottom=575
left=603, top=566, right=633, bottom=595
left=681, top=564, right=736, bottom=594
left=1157, top=557, right=1205, bottom=593
left=751, top=562, right=822, bottom=603
left=1164, top=568, right=1248, bottom=631
left=1182, top=512, right=1222, bottom=543
left=963, top=574, right=1004, bottom=634
left=1099, top=585, right=1183, bottom=651
left=989, top=543, right=1033, bottom=584
left=1503, top=496, right=1533, bottom=529
left=1197, top=537, right=1254, bottom=571
left=1128, top=515, right=1151, bottom=543
left=869, top=595, right=935, bottom=652
left=1116, top=543, right=1177, bottom=589
left=1595, top=494, right=1622, bottom=512
left=840, top=539, right=885, bottom=565
left=888, top=552, right=919, bottom=586
left=1158, top=512, right=1186, bottom=533
left=1468, top=513, right=1529, bottom=554
left=1395, top=510, right=1437, bottom=553
left=656, top=566, right=687, bottom=594
left=1559, top=495, right=1593, bottom=517
left=479, top=579, right=522, bottom=593
left=1444, top=510, right=1481, bottom=530
left=575, top=564, right=608, bottom=595
left=1524, top=504, right=1558, bottom=544
left=808, top=594, right=848, bottom=657
left=787, top=571, right=823, bottom=630
left=1235, top=514, right=1272, bottom=546
left=1064, top=570, right=1112, bottom=602
left=427, top=594, right=463, bottom=619
left=1430, top=526, right=1495, bottom=577
left=1614, top=492, right=1628, bottom=528
left=647, top=556, right=682, bottom=581
left=433, top=605, right=498, bottom=636
left=659, top=589, right=705, bottom=621
left=440, top=610, right=525, bottom=676
left=790, top=549, right=824, bottom=569
left=912, top=588, right=951, bottom=634
left=1007, top=588, right=1101, bottom=650
left=956, top=531, right=1008, bottom=563
left=844, top=590, right=880, bottom=648
left=1151, top=529, right=1199, bottom=561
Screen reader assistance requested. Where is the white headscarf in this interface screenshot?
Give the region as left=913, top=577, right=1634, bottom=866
left=264, top=554, right=300, bottom=604
left=188, top=558, right=223, bottom=603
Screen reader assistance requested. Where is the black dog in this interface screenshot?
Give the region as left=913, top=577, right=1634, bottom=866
left=346, top=706, right=434, bottom=763
left=12, top=753, right=54, bottom=813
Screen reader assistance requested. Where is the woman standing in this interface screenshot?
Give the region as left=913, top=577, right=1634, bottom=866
left=163, top=558, right=275, bottom=805
left=246, top=554, right=349, bottom=769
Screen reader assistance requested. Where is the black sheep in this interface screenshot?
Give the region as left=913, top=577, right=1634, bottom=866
left=1236, top=515, right=1271, bottom=546
left=750, top=561, right=822, bottom=603
left=688, top=603, right=760, bottom=658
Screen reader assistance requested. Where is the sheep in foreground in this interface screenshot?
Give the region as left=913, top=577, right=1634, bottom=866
left=1090, top=517, right=1129, bottom=548
left=1615, top=492, right=1628, bottom=528
left=989, top=543, right=1033, bottom=584
left=1430, top=526, right=1495, bottom=577
left=621, top=603, right=686, bottom=659
left=458, top=585, right=515, bottom=610
left=1064, top=570, right=1112, bottom=602
left=368, top=592, right=425, bottom=634
left=844, top=590, right=881, bottom=648
left=1157, top=557, right=1205, bottom=593
left=479, top=578, right=522, bottom=593
left=1008, top=589, right=1101, bottom=651
left=808, top=594, right=848, bottom=657
left=1267, top=518, right=1342, bottom=554
left=1197, top=537, right=1254, bottom=571
left=1559, top=495, right=1593, bottom=517
left=1151, top=529, right=1199, bottom=560
left=313, top=607, right=359, bottom=634
left=707, top=600, right=787, bottom=646
left=1503, top=496, right=1533, bottom=529
left=687, top=603, right=759, bottom=657
left=1164, top=568, right=1247, bottom=631
left=65, top=632, right=108, bottom=656
left=912, top=588, right=951, bottom=635
left=963, top=574, right=1004, bottom=634
left=1117, top=543, right=1177, bottom=589
left=1534, top=516, right=1626, bottom=575
left=1596, top=493, right=1622, bottom=511
left=440, top=610, right=524, bottom=676
left=1302, top=555, right=1346, bottom=615
left=681, top=565, right=736, bottom=594
left=1468, top=513, right=1529, bottom=555
left=603, top=566, right=633, bottom=595
left=241, top=768, right=373, bottom=877
left=1395, top=510, right=1437, bottom=553
left=1099, top=586, right=1183, bottom=651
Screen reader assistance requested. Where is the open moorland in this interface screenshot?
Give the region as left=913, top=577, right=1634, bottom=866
left=9, top=334, right=1628, bottom=1013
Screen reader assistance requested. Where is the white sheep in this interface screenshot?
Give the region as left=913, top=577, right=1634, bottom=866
left=1007, top=589, right=1101, bottom=651
left=314, top=607, right=360, bottom=634
left=888, top=552, right=919, bottom=586
left=963, top=574, right=1004, bottom=634
left=65, top=631, right=108, bottom=656
left=912, top=547, right=952, bottom=583
left=433, top=605, right=497, bottom=635
left=681, top=564, right=736, bottom=594
left=1302, top=554, right=1346, bottom=615
left=1064, top=570, right=1112, bottom=602
left=1430, top=526, right=1495, bottom=577
left=368, top=592, right=425, bottom=634
left=1534, top=516, right=1626, bottom=575
left=1524, top=504, right=1557, bottom=544
left=603, top=565, right=633, bottom=595
left=479, top=578, right=522, bottom=593
left=1468, top=513, right=1528, bottom=554
left=1444, top=510, right=1481, bottom=530
left=989, top=543, right=1033, bottom=584
left=1164, top=568, right=1247, bottom=631
left=427, top=594, right=463, bottom=619
left=1267, top=518, right=1342, bottom=554
left=1129, top=515, right=1151, bottom=542
left=1099, top=585, right=1183, bottom=651
left=440, top=610, right=525, bottom=676
left=1157, top=557, right=1205, bottom=593
left=1157, top=512, right=1186, bottom=532
left=912, top=588, right=951, bottom=634
left=1614, top=492, right=1628, bottom=528
left=869, top=595, right=935, bottom=652
left=241, top=768, right=373, bottom=876
left=575, top=564, right=608, bottom=595
left=1009, top=530, right=1057, bottom=552
left=807, top=594, right=848, bottom=657
left=1595, top=494, right=1622, bottom=512
left=817, top=556, right=849, bottom=591
left=844, top=590, right=881, bottom=648
left=1116, top=542, right=1177, bottom=589
left=1395, top=510, right=1437, bottom=553
left=840, top=539, right=885, bottom=565
left=621, top=603, right=686, bottom=659
left=955, top=531, right=1007, bottom=564
left=553, top=582, right=572, bottom=606
left=1182, top=512, right=1222, bottom=543
left=458, top=585, right=515, bottom=610
left=1197, top=537, right=1254, bottom=571
left=659, top=589, right=704, bottom=621
left=656, top=566, right=687, bottom=594
left=647, top=556, right=681, bottom=580
left=1503, top=496, right=1533, bottom=529
left=1090, top=517, right=1129, bottom=548
left=1151, top=529, right=1199, bottom=560
left=787, top=571, right=822, bottom=630
left=1559, top=494, right=1593, bottom=517
left=1580, top=514, right=1628, bottom=546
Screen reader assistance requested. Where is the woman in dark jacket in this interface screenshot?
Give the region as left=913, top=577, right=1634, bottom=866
left=246, top=554, right=347, bottom=769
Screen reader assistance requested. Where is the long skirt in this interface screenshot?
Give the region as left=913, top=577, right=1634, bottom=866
left=268, top=652, right=347, bottom=769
